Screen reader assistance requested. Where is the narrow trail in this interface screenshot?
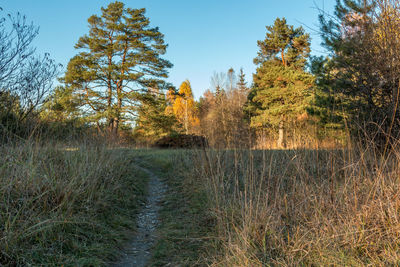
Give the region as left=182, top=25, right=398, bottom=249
left=112, top=164, right=166, bottom=267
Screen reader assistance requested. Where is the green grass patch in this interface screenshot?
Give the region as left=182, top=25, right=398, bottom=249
left=138, top=150, right=215, bottom=266
left=0, top=144, right=148, bottom=266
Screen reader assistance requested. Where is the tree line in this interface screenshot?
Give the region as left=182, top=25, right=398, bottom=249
left=1, top=0, right=400, bottom=150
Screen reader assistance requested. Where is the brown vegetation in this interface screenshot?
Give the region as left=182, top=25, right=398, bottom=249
left=198, top=69, right=250, bottom=148
left=154, top=134, right=208, bottom=149
left=173, top=145, right=400, bottom=265
left=3, top=0, right=400, bottom=265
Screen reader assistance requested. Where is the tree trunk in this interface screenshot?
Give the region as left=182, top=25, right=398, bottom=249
left=281, top=50, right=286, bottom=67
left=108, top=118, right=114, bottom=134
left=113, top=85, right=122, bottom=137
left=113, top=117, right=119, bottom=136
left=185, top=98, right=188, bottom=134
left=277, top=120, right=285, bottom=148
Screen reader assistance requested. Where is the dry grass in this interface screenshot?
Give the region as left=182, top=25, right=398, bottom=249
left=0, top=142, right=147, bottom=266
left=177, top=146, right=400, bottom=266
left=3, top=140, right=398, bottom=265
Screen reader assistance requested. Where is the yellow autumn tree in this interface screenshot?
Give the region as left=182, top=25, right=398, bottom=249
left=172, top=80, right=199, bottom=134
left=165, top=87, right=176, bottom=115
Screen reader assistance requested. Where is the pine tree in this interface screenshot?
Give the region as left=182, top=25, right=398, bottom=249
left=237, top=68, right=248, bottom=92
left=314, top=0, right=400, bottom=148
left=40, top=86, right=81, bottom=122
left=246, top=18, right=314, bottom=148
left=134, top=91, right=177, bottom=143
left=64, top=1, right=172, bottom=136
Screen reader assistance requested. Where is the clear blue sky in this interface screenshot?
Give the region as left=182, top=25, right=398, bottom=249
left=3, top=0, right=336, bottom=99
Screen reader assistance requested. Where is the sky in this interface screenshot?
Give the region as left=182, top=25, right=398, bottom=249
left=2, top=0, right=336, bottom=99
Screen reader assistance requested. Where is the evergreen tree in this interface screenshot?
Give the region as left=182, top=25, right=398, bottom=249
left=64, top=1, right=172, bottom=136
left=40, top=86, right=82, bottom=122
left=133, top=91, right=177, bottom=143
left=308, top=56, right=349, bottom=141
left=237, top=68, right=248, bottom=92
left=246, top=18, right=314, bottom=148
left=314, top=0, right=400, bottom=148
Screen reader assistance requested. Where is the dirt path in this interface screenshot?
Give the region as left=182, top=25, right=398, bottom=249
left=112, top=165, right=166, bottom=267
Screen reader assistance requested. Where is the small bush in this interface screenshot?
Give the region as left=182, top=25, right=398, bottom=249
left=154, top=134, right=208, bottom=149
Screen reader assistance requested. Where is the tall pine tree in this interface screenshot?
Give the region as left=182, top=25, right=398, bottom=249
left=64, top=1, right=172, bottom=136
left=246, top=18, right=314, bottom=147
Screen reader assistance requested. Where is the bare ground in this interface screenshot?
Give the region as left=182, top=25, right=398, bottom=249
left=111, top=165, right=166, bottom=267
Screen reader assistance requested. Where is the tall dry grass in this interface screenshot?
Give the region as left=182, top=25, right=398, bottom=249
left=183, top=145, right=400, bottom=266
left=0, top=142, right=146, bottom=266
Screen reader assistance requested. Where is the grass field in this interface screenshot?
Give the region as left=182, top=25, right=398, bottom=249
left=169, top=148, right=400, bottom=266
left=0, top=143, right=148, bottom=266
left=140, top=150, right=214, bottom=266
left=140, top=147, right=400, bottom=266
left=2, top=145, right=400, bottom=266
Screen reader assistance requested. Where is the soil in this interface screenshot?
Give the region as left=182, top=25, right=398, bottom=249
left=111, top=165, right=166, bottom=267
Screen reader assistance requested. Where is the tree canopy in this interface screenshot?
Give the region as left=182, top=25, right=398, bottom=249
left=169, top=80, right=199, bottom=134
left=312, top=0, right=400, bottom=148
left=64, top=1, right=172, bottom=135
left=0, top=9, right=59, bottom=122
left=246, top=18, right=314, bottom=147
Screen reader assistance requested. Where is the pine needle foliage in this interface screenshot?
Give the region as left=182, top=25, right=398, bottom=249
left=312, top=0, right=400, bottom=148
left=246, top=18, right=314, bottom=146
left=64, top=1, right=172, bottom=135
